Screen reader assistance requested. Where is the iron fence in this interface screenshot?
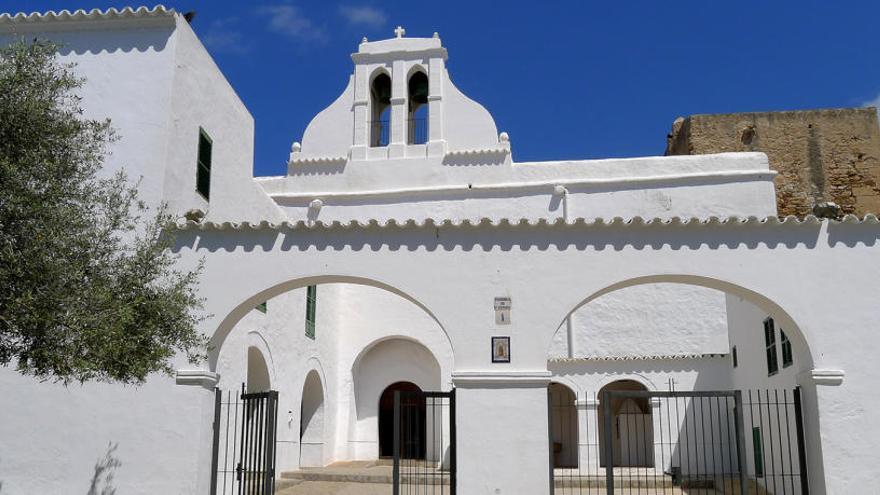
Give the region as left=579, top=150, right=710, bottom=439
left=393, top=389, right=456, bottom=495
left=548, top=386, right=809, bottom=495
left=370, top=120, right=390, bottom=147
left=211, top=386, right=279, bottom=495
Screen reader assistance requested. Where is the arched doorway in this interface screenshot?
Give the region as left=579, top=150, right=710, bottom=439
left=378, top=381, right=425, bottom=459
left=300, top=370, right=325, bottom=468
left=598, top=380, right=654, bottom=468
left=246, top=346, right=270, bottom=392
left=549, top=382, right=579, bottom=469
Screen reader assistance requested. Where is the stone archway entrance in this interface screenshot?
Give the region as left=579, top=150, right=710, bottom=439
left=378, top=381, right=425, bottom=459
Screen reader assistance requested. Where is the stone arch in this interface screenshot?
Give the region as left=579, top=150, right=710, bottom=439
left=549, top=274, right=815, bottom=370
left=207, top=275, right=452, bottom=371
left=300, top=369, right=325, bottom=467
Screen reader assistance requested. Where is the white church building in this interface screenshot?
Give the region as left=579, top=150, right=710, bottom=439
left=1, top=6, right=879, bottom=495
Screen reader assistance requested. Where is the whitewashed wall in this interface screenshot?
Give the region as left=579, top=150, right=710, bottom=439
left=549, top=283, right=729, bottom=359
left=0, top=12, right=277, bottom=495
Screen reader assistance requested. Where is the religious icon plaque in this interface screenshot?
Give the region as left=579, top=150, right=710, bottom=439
left=491, top=336, right=510, bottom=363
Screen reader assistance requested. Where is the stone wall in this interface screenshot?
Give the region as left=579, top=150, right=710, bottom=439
left=666, top=107, right=880, bottom=217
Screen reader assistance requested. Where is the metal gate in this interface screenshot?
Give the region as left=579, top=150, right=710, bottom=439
left=210, top=386, right=280, bottom=495
left=393, top=389, right=456, bottom=495
left=548, top=387, right=810, bottom=495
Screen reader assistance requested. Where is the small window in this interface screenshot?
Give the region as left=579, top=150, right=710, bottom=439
left=752, top=427, right=764, bottom=478
left=781, top=330, right=793, bottom=368
left=255, top=301, right=267, bottom=314
left=196, top=129, right=212, bottom=200
left=764, top=317, right=778, bottom=376
left=732, top=346, right=738, bottom=368
left=305, top=285, right=317, bottom=339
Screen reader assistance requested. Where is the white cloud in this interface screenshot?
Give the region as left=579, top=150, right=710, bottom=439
left=200, top=18, right=250, bottom=54
left=338, top=5, right=387, bottom=29
left=258, top=5, right=327, bottom=43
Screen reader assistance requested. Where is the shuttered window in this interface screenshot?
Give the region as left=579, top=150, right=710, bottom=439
left=196, top=129, right=212, bottom=200
left=764, top=317, right=778, bottom=376
left=305, top=285, right=317, bottom=339
left=781, top=330, right=793, bottom=368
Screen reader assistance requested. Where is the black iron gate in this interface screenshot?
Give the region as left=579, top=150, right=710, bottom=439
left=548, top=387, right=810, bottom=495
left=210, top=386, right=280, bottom=495
left=393, top=389, right=456, bottom=495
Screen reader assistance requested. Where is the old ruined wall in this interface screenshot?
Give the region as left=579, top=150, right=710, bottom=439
left=666, top=108, right=880, bottom=217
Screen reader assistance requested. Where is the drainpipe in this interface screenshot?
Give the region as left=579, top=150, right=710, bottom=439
left=553, top=185, right=575, bottom=357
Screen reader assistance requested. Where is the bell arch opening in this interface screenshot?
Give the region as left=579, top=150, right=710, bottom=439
left=407, top=69, right=428, bottom=145
left=370, top=71, right=391, bottom=147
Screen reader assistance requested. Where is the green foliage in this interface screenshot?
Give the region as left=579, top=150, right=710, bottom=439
left=0, top=39, right=207, bottom=384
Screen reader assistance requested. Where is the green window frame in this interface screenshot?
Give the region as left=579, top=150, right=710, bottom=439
left=764, top=317, right=778, bottom=376
left=305, top=285, right=317, bottom=339
left=255, top=301, right=267, bottom=314
left=752, top=427, right=764, bottom=478
left=196, top=128, right=212, bottom=200
left=781, top=330, right=793, bottom=368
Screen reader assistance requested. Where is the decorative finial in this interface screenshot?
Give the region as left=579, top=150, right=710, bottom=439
left=361, top=36, right=368, bottom=43
left=394, top=26, right=406, bottom=38
left=433, top=32, right=440, bottom=39
left=309, top=198, right=324, bottom=210
left=291, top=141, right=301, bottom=153
left=499, top=132, right=509, bottom=143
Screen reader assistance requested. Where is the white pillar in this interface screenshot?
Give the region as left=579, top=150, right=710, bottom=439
left=651, top=398, right=664, bottom=474
left=577, top=397, right=600, bottom=474
left=388, top=59, right=407, bottom=158
left=350, top=63, right=369, bottom=160
left=454, top=373, right=552, bottom=495
left=426, top=56, right=446, bottom=157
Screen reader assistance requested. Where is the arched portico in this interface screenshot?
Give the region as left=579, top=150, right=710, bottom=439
left=175, top=218, right=880, bottom=495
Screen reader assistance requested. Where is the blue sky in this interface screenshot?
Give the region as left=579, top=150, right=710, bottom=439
left=9, top=1, right=880, bottom=177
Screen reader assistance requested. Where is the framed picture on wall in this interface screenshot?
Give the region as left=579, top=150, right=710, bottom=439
left=491, top=336, right=510, bottom=363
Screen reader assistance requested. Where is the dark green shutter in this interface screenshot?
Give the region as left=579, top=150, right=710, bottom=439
left=305, top=285, right=316, bottom=339
left=764, top=318, right=778, bottom=376
left=781, top=331, right=793, bottom=368
left=196, top=129, right=212, bottom=200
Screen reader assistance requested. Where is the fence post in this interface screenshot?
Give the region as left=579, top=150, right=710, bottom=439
left=210, top=387, right=221, bottom=495
left=547, top=387, right=554, bottom=495
left=733, top=391, right=749, bottom=495
left=603, top=390, right=614, bottom=495
left=393, top=390, right=400, bottom=495
left=450, top=389, right=457, bottom=495
left=793, top=387, right=811, bottom=495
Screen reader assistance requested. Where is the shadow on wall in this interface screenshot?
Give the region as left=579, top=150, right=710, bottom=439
left=87, top=442, right=122, bottom=495
left=175, top=217, right=880, bottom=254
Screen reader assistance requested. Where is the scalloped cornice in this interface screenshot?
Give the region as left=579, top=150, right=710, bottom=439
left=0, top=5, right=175, bottom=31
left=170, top=214, right=880, bottom=232
left=549, top=353, right=728, bottom=363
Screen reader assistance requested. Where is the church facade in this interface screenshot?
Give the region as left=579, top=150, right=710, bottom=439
left=1, top=7, right=878, bottom=495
